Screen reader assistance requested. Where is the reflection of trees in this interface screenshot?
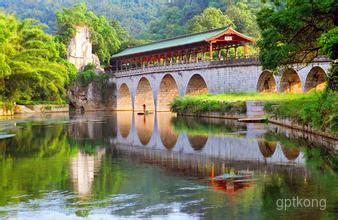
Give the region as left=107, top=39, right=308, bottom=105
left=171, top=116, right=246, bottom=137
left=260, top=133, right=338, bottom=219
left=0, top=124, right=78, bottom=206
left=91, top=151, right=123, bottom=201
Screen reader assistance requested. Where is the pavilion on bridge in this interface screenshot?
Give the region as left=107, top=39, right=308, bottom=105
left=110, top=27, right=254, bottom=72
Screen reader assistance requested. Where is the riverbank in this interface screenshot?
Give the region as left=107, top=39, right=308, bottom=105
left=0, top=101, right=69, bottom=116
left=171, top=91, right=338, bottom=139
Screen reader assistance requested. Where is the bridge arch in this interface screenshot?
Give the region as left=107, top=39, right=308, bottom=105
left=281, top=145, right=300, bottom=161
left=279, top=68, right=302, bottom=93
left=158, top=113, right=178, bottom=150
left=117, top=83, right=132, bottom=110
left=188, top=135, right=208, bottom=151
left=258, top=139, right=277, bottom=158
left=158, top=74, right=179, bottom=111
left=136, top=114, right=155, bottom=145
left=185, top=74, right=208, bottom=96
left=117, top=112, right=132, bottom=138
left=135, top=77, right=155, bottom=111
left=257, top=71, right=277, bottom=93
left=304, top=66, right=327, bottom=92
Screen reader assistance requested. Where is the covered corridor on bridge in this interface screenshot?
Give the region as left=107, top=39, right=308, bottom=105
left=111, top=27, right=254, bottom=73
left=112, top=27, right=253, bottom=111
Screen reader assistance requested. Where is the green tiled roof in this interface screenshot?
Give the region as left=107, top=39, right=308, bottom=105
left=111, top=27, right=228, bottom=59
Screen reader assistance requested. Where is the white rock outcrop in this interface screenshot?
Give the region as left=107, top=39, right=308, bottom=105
left=67, top=26, right=102, bottom=71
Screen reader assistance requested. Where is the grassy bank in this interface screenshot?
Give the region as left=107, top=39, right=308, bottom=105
left=171, top=91, right=338, bottom=133
left=171, top=92, right=310, bottom=114
left=264, top=91, right=338, bottom=133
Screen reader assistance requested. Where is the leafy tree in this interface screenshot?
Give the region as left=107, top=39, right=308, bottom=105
left=0, top=0, right=168, bottom=38
left=187, top=7, right=234, bottom=33
left=147, top=7, right=186, bottom=40
left=55, top=4, right=121, bottom=65
left=256, top=0, right=337, bottom=69
left=226, top=2, right=260, bottom=38
left=0, top=12, right=76, bottom=104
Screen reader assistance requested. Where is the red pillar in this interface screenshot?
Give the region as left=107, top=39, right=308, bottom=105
left=209, top=43, right=213, bottom=61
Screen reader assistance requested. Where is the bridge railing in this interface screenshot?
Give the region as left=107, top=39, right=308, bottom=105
left=111, top=54, right=330, bottom=78
left=113, top=54, right=259, bottom=77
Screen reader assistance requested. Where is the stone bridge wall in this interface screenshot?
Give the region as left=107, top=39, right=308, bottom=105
left=112, top=57, right=331, bottom=111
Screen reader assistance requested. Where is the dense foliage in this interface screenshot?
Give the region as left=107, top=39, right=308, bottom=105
left=0, top=0, right=167, bottom=38
left=257, top=0, right=337, bottom=69
left=187, top=7, right=234, bottom=33
left=0, top=12, right=76, bottom=104
left=147, top=0, right=263, bottom=40
left=56, top=4, right=121, bottom=65
left=1, top=0, right=264, bottom=41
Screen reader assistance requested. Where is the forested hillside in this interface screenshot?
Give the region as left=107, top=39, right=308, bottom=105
left=0, top=0, right=167, bottom=37
left=0, top=0, right=266, bottom=40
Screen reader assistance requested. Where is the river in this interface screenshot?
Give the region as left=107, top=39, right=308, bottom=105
left=0, top=112, right=337, bottom=219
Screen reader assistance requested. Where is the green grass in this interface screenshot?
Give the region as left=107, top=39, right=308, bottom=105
left=264, top=91, right=338, bottom=133
left=171, top=92, right=313, bottom=114
left=174, top=92, right=313, bottom=102
left=171, top=91, right=338, bottom=133
left=16, top=100, right=67, bottom=105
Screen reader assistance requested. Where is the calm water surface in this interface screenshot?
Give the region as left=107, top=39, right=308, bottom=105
left=0, top=112, right=337, bottom=220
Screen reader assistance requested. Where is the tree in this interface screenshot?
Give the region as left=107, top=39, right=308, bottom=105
left=257, top=0, right=337, bottom=90
left=187, top=7, right=234, bottom=33
left=0, top=12, right=76, bottom=103
left=226, top=2, right=260, bottom=38
left=55, top=4, right=121, bottom=65
left=147, top=7, right=186, bottom=40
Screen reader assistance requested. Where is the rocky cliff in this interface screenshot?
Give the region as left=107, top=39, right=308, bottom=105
left=67, top=26, right=115, bottom=112
left=67, top=26, right=102, bottom=71
left=68, top=79, right=116, bottom=112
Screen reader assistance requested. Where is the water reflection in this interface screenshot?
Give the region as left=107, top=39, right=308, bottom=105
left=135, top=114, right=154, bottom=145
left=0, top=112, right=336, bottom=219
left=258, top=139, right=277, bottom=158
left=157, top=112, right=178, bottom=149
left=116, top=113, right=306, bottom=165
left=188, top=135, right=208, bottom=151
left=70, top=149, right=105, bottom=199
left=117, top=111, right=132, bottom=138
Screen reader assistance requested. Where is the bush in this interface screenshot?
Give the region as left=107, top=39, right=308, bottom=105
left=76, top=64, right=108, bottom=86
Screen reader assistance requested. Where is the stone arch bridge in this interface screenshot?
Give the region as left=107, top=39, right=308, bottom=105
left=109, top=27, right=330, bottom=112
left=113, top=56, right=330, bottom=111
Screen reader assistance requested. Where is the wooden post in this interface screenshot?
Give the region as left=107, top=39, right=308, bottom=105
left=244, top=45, right=248, bottom=58
left=170, top=52, right=173, bottom=65
left=195, top=49, right=198, bottom=63
left=218, top=47, right=221, bottom=61
left=202, top=48, right=205, bottom=62
left=234, top=46, right=237, bottom=59
left=209, top=42, right=213, bottom=61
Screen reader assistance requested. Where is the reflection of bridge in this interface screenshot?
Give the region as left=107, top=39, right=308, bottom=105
left=112, top=112, right=305, bottom=166
left=110, top=28, right=331, bottom=111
